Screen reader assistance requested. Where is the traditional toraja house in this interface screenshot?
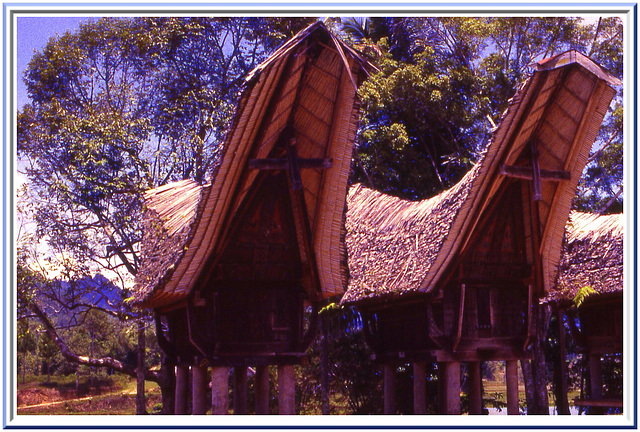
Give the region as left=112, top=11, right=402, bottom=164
left=547, top=211, right=623, bottom=412
left=342, top=51, right=620, bottom=415
left=133, top=22, right=373, bottom=415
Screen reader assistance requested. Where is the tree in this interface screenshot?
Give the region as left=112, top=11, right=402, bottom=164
left=17, top=16, right=317, bottom=413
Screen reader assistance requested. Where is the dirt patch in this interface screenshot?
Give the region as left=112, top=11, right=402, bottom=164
left=17, top=385, right=120, bottom=407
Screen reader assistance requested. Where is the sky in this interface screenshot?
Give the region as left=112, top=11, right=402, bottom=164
left=16, top=17, right=96, bottom=109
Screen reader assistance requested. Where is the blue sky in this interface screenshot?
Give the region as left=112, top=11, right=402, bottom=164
left=17, top=17, right=95, bottom=108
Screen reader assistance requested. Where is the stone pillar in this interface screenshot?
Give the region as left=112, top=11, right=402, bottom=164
left=278, top=365, right=295, bottom=415
left=192, top=364, right=208, bottom=415
left=211, top=366, right=229, bottom=415
left=506, top=360, right=519, bottom=415
left=174, top=365, right=189, bottom=414
left=255, top=366, right=270, bottom=415
left=468, top=361, right=483, bottom=415
left=233, top=366, right=248, bottom=415
left=413, top=362, right=427, bottom=414
left=383, top=363, right=396, bottom=414
left=439, top=361, right=460, bottom=414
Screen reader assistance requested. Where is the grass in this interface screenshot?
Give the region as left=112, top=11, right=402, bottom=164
left=483, top=379, right=581, bottom=411
left=17, top=374, right=162, bottom=415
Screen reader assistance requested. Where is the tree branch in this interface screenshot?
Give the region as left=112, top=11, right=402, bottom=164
left=29, top=298, right=159, bottom=383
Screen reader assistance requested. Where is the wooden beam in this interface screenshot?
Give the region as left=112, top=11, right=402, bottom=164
left=574, top=398, right=623, bottom=408
left=249, top=157, right=332, bottom=170
left=453, top=284, right=466, bottom=352
left=500, top=165, right=570, bottom=181
left=531, top=140, right=543, bottom=201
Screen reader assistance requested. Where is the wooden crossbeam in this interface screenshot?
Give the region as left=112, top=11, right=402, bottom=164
left=499, top=165, right=571, bottom=181
left=249, top=157, right=332, bottom=171
left=249, top=139, right=332, bottom=191
left=500, top=141, right=570, bottom=201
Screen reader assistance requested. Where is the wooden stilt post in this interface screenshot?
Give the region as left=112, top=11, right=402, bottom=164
left=589, top=353, right=604, bottom=414
left=192, top=364, right=208, bottom=415
left=255, top=365, right=270, bottom=415
left=506, top=360, right=519, bottom=415
left=211, top=366, right=229, bottom=415
left=413, top=362, right=427, bottom=414
left=234, top=366, right=248, bottom=415
left=442, top=362, right=461, bottom=415
left=438, top=362, right=447, bottom=414
left=469, top=361, right=483, bottom=415
left=384, top=362, right=396, bottom=414
left=278, top=365, right=295, bottom=415
left=174, top=365, right=189, bottom=414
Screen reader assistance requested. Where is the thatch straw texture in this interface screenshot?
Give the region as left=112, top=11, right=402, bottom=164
left=343, top=51, right=619, bottom=306
left=134, top=180, right=206, bottom=304
left=547, top=211, right=623, bottom=303
left=134, top=22, right=373, bottom=308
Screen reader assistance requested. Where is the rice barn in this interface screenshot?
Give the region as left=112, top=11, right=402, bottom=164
left=546, top=211, right=623, bottom=413
left=341, top=51, right=620, bottom=415
left=133, top=23, right=622, bottom=416
left=133, top=22, right=374, bottom=414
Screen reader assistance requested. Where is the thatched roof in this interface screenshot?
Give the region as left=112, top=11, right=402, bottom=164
left=546, top=211, right=623, bottom=304
left=134, top=22, right=374, bottom=308
left=342, top=51, right=620, bottom=306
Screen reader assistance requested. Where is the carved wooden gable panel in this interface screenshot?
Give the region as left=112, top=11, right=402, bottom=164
left=212, top=171, right=302, bottom=283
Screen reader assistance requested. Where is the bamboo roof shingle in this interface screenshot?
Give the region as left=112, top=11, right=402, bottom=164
left=134, top=22, right=374, bottom=308
left=342, top=51, right=620, bottom=306
left=546, top=211, right=623, bottom=304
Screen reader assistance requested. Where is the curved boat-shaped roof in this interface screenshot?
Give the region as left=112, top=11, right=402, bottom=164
left=547, top=211, right=623, bottom=304
left=343, top=51, right=619, bottom=305
left=134, top=22, right=374, bottom=309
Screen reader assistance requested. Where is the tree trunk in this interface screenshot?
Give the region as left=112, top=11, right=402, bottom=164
left=523, top=303, right=551, bottom=414
left=320, top=315, right=330, bottom=415
left=551, top=311, right=570, bottom=414
left=136, top=319, right=147, bottom=415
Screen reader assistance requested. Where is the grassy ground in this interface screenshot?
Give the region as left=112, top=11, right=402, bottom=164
left=483, top=379, right=580, bottom=412
left=17, top=374, right=162, bottom=415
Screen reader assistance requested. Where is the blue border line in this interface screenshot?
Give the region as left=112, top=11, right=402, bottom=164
left=3, top=3, right=8, bottom=429
left=633, top=3, right=638, bottom=431
left=2, top=427, right=640, bottom=431
left=0, top=2, right=638, bottom=8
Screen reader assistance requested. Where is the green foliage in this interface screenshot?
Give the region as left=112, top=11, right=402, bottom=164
left=348, top=17, right=623, bottom=204
left=299, top=303, right=383, bottom=414
left=573, top=285, right=597, bottom=308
